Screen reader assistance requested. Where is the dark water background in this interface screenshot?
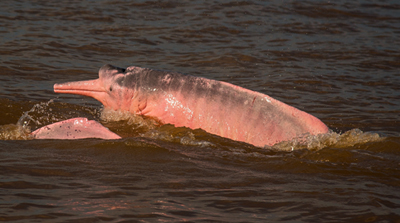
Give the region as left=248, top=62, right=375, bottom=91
left=1, top=0, right=400, bottom=222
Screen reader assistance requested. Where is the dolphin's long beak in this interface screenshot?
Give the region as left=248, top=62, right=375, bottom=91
left=54, top=79, right=106, bottom=101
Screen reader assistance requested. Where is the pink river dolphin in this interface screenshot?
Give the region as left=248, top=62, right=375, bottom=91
left=50, top=64, right=328, bottom=146
left=32, top=117, right=121, bottom=140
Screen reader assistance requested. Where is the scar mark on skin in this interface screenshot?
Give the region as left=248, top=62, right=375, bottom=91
left=251, top=96, right=256, bottom=106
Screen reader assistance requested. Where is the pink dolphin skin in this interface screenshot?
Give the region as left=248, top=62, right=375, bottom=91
left=32, top=117, right=121, bottom=140
left=54, top=64, right=328, bottom=147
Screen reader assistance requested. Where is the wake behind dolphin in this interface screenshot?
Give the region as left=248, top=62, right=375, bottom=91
left=54, top=64, right=329, bottom=147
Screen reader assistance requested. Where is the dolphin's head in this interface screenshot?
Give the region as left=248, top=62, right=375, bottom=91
left=54, top=64, right=135, bottom=111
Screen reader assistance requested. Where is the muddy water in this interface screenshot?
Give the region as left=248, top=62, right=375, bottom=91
left=1, top=0, right=400, bottom=222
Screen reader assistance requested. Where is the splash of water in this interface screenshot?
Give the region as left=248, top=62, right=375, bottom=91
left=270, top=129, right=383, bottom=151
left=17, top=99, right=55, bottom=129
left=0, top=124, right=32, bottom=140
left=100, top=108, right=159, bottom=131
left=0, top=99, right=56, bottom=140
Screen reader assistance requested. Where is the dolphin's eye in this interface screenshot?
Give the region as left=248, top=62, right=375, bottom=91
left=109, top=86, right=113, bottom=92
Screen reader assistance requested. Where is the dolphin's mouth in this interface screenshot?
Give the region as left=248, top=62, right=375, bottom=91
left=54, top=79, right=106, bottom=99
left=54, top=88, right=104, bottom=93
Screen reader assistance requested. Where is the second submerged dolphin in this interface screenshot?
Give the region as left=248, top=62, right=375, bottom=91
left=32, top=117, right=121, bottom=140
left=54, top=64, right=328, bottom=147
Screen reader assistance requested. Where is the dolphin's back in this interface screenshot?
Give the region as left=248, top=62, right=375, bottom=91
left=131, top=68, right=328, bottom=147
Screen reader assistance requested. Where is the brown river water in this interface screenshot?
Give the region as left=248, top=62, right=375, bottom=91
left=1, top=0, right=400, bottom=222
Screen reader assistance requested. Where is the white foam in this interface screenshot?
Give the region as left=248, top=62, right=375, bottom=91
left=269, top=129, right=382, bottom=151
left=0, top=124, right=32, bottom=140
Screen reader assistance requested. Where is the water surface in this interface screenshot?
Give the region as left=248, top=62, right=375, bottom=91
left=0, top=0, right=399, bottom=222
